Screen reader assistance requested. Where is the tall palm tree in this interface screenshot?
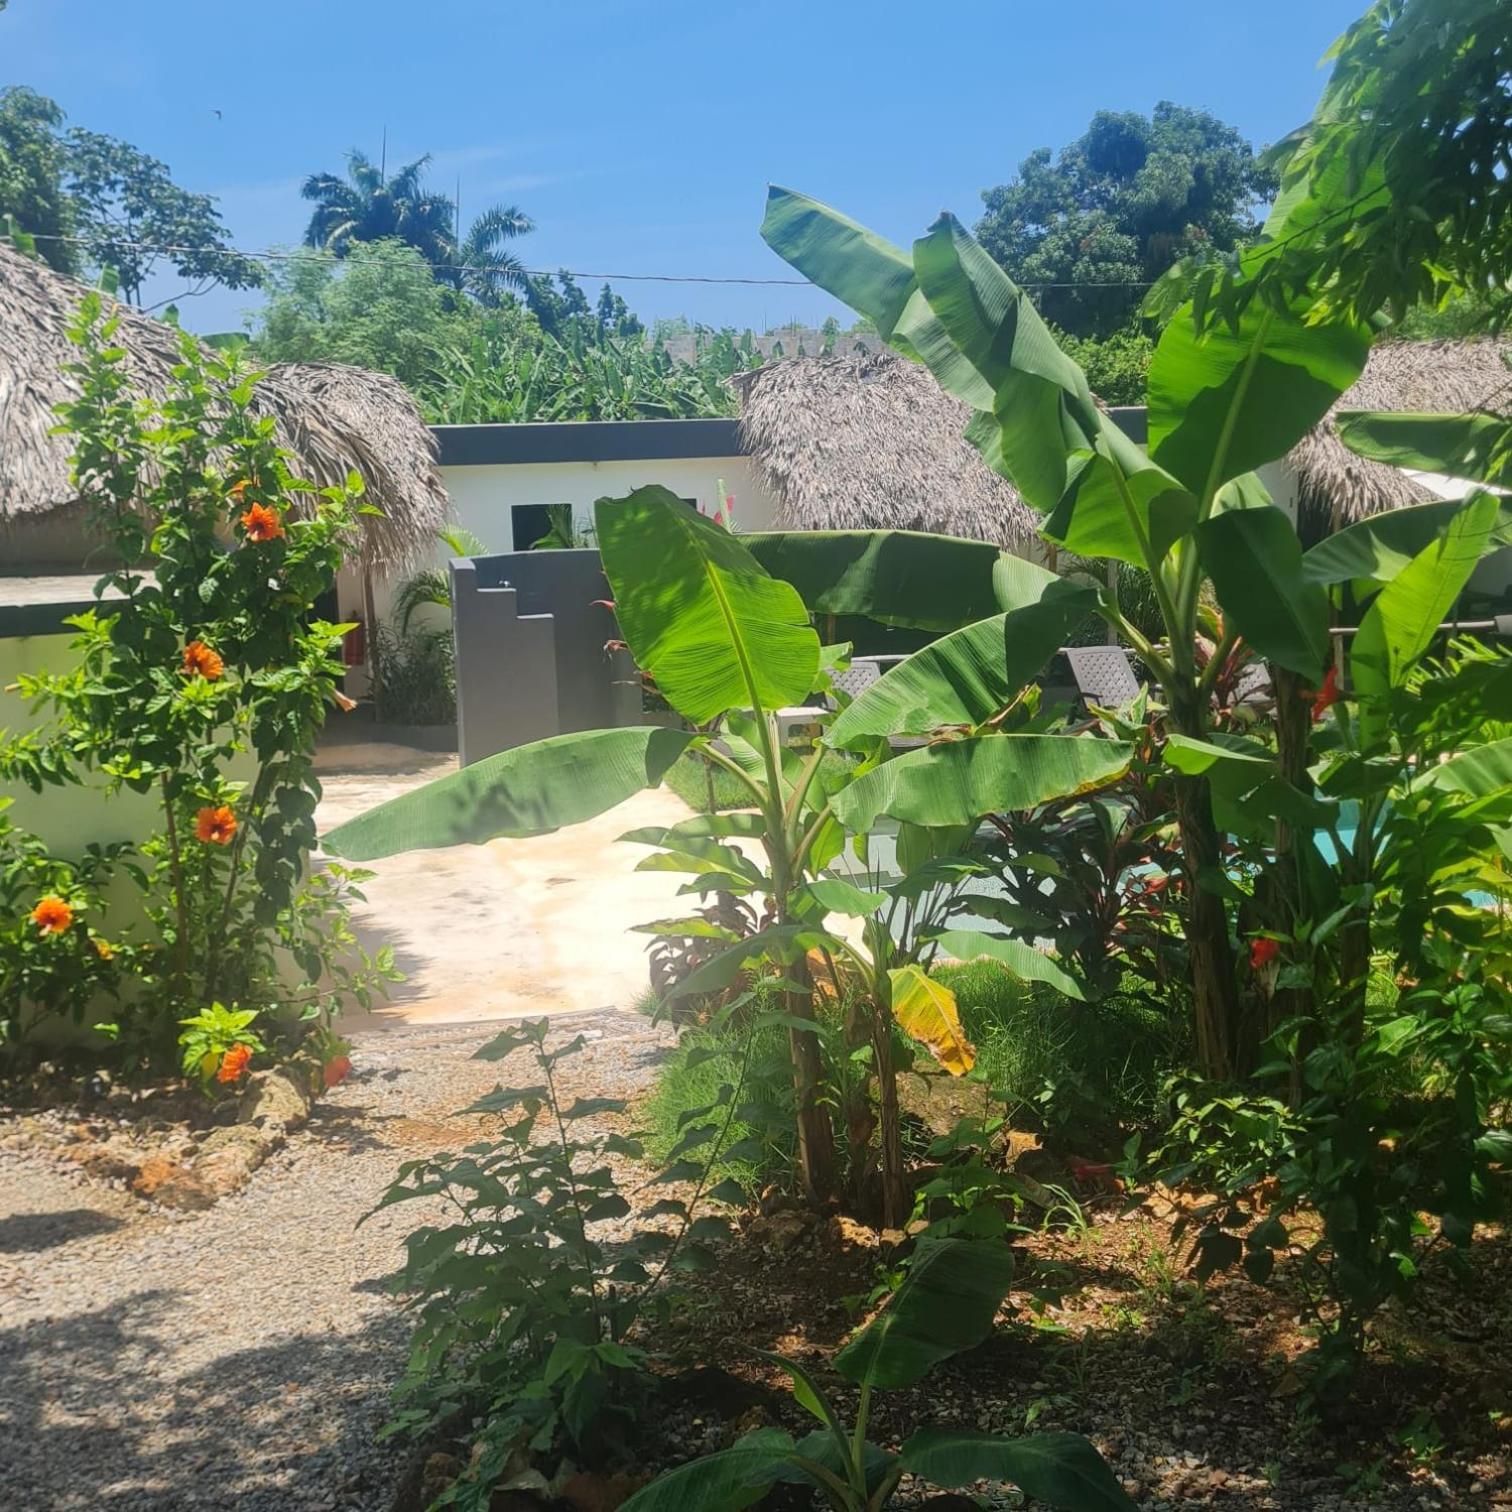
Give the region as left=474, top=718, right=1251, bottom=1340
left=301, top=149, right=456, bottom=266
left=451, top=203, right=535, bottom=305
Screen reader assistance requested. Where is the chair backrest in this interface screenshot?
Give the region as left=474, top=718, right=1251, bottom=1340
left=1233, top=661, right=1274, bottom=705
left=1061, top=645, right=1142, bottom=709
left=827, top=658, right=883, bottom=708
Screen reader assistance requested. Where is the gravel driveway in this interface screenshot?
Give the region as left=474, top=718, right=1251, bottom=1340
left=0, top=1012, right=672, bottom=1512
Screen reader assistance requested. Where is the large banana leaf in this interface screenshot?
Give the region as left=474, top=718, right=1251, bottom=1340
left=1420, top=737, right=1512, bottom=800
left=1335, top=410, right=1512, bottom=487
left=911, top=214, right=1100, bottom=510
left=1302, top=495, right=1512, bottom=588
left=899, top=1428, right=1136, bottom=1511
left=742, top=529, right=1002, bottom=632
left=924, top=928, right=1084, bottom=1000
left=831, top=734, right=1133, bottom=832
left=323, top=726, right=695, bottom=860
left=1352, top=491, right=1501, bottom=711
left=1040, top=448, right=1198, bottom=569
left=1148, top=298, right=1371, bottom=501
left=833, top=1236, right=1015, bottom=1388
left=827, top=559, right=1099, bottom=746
left=595, top=486, right=818, bottom=723
left=888, top=965, right=975, bottom=1074
left=617, top=1428, right=795, bottom=1512
left=1196, top=506, right=1329, bottom=679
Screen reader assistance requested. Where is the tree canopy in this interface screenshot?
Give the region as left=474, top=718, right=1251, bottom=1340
left=0, top=85, right=260, bottom=303
left=975, top=102, right=1273, bottom=338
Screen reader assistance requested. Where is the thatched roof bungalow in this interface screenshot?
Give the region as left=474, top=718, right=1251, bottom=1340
left=0, top=241, right=447, bottom=572
left=737, top=342, right=1511, bottom=552
left=1289, top=338, right=1511, bottom=543
left=733, top=352, right=1042, bottom=549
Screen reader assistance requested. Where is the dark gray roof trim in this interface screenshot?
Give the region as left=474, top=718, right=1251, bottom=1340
left=433, top=418, right=745, bottom=467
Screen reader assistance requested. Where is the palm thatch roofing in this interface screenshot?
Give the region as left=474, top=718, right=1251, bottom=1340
left=1290, top=338, right=1511, bottom=541
left=733, top=352, right=1040, bottom=547
left=0, top=241, right=447, bottom=570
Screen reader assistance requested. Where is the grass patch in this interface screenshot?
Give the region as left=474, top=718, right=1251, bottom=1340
left=938, top=959, right=1186, bottom=1138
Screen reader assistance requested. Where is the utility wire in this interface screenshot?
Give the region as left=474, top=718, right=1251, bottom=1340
left=16, top=230, right=1159, bottom=292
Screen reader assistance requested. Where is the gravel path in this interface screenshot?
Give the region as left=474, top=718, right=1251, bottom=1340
left=0, top=1012, right=672, bottom=1512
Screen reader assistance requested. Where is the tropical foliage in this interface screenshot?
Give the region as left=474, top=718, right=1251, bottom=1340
left=0, top=299, right=396, bottom=1077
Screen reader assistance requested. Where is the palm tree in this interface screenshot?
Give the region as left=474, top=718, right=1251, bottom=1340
left=301, top=149, right=456, bottom=265
left=450, top=204, right=535, bottom=305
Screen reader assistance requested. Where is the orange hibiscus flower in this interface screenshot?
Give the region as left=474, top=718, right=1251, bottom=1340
left=31, top=896, right=74, bottom=935
left=1249, top=936, right=1281, bottom=971
left=195, top=805, right=238, bottom=845
left=239, top=502, right=285, bottom=542
left=323, top=1054, right=353, bottom=1088
left=181, top=640, right=225, bottom=680
left=217, top=1043, right=253, bottom=1083
left=228, top=479, right=252, bottom=501
left=1310, top=664, right=1341, bottom=722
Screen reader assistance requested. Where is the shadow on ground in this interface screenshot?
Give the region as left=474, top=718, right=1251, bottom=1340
left=0, top=1287, right=411, bottom=1510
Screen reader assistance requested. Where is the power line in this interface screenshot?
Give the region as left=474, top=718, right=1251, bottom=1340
left=16, top=230, right=1159, bottom=292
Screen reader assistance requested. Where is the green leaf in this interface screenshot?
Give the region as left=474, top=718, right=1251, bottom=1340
left=1196, top=507, right=1328, bottom=679
left=1335, top=410, right=1512, bottom=488
left=911, top=213, right=1102, bottom=509
left=899, top=1428, right=1136, bottom=1511
left=834, top=1236, right=1015, bottom=1389
left=1041, top=449, right=1197, bottom=569
left=618, top=1428, right=796, bottom=1512
left=923, top=929, right=1084, bottom=1000
left=1352, top=491, right=1500, bottom=715
left=796, top=878, right=888, bottom=916
left=761, top=187, right=925, bottom=351
left=1302, top=495, right=1512, bottom=588
left=1164, top=733, right=1274, bottom=792
left=831, top=734, right=1132, bottom=832
left=1420, top=737, right=1512, bottom=800
left=323, top=726, right=695, bottom=860
left=1148, top=298, right=1371, bottom=500
left=668, top=924, right=842, bottom=1000
left=743, top=529, right=1003, bottom=632
left=596, top=485, right=819, bottom=723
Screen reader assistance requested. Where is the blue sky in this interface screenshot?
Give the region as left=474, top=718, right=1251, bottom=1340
left=5, top=0, right=1366, bottom=335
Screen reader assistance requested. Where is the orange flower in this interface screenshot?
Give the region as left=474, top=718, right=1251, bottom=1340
left=228, top=479, right=252, bottom=501
left=181, top=640, right=225, bottom=681
left=31, top=896, right=74, bottom=935
left=1310, top=664, right=1341, bottom=722
left=217, top=1043, right=253, bottom=1083
left=239, top=502, right=285, bottom=542
left=323, top=1054, right=353, bottom=1089
left=1249, top=936, right=1281, bottom=971
left=195, top=805, right=238, bottom=845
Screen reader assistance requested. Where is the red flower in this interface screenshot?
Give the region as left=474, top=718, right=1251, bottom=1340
left=195, top=805, right=238, bottom=845
left=239, top=502, right=285, bottom=542
left=1310, top=664, right=1341, bottom=722
left=31, top=896, right=74, bottom=935
left=181, top=640, right=225, bottom=680
left=217, top=1043, right=253, bottom=1083
left=323, top=1054, right=353, bottom=1089
left=1249, top=936, right=1281, bottom=971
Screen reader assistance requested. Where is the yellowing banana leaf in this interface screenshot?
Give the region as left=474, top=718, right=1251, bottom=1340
left=323, top=726, right=696, bottom=861
left=888, top=964, right=975, bottom=1075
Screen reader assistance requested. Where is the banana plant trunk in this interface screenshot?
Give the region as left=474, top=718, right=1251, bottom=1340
left=783, top=952, right=836, bottom=1204
left=873, top=996, right=906, bottom=1229
left=1168, top=683, right=1241, bottom=1081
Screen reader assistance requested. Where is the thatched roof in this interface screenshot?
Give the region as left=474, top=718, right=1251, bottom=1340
left=734, top=352, right=1040, bottom=547
left=0, top=241, right=447, bottom=570
left=1289, top=338, right=1512, bottom=540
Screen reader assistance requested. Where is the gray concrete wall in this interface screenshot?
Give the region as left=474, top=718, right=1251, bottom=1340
left=450, top=549, right=630, bottom=766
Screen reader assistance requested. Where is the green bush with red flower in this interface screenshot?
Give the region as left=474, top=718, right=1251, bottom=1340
left=0, top=296, right=399, bottom=1084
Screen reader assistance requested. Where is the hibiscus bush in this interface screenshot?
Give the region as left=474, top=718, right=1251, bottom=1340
left=0, top=296, right=397, bottom=1081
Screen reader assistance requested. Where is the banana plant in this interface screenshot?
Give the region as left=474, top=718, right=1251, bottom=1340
left=326, top=486, right=1115, bottom=1202
left=617, top=1236, right=1135, bottom=1512
left=756, top=185, right=1504, bottom=1078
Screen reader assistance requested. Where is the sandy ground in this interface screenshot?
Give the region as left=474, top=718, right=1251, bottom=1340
left=315, top=741, right=703, bottom=1029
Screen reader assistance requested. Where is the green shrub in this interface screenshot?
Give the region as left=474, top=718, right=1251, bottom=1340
left=939, top=959, right=1184, bottom=1137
